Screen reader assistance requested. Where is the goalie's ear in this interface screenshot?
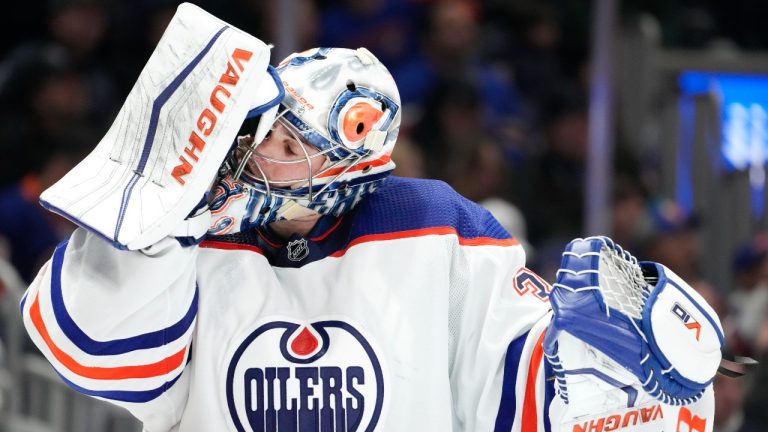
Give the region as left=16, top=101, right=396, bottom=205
left=641, top=262, right=724, bottom=390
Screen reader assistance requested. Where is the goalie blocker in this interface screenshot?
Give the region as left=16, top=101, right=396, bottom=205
left=39, top=3, right=283, bottom=250
left=543, top=236, right=723, bottom=406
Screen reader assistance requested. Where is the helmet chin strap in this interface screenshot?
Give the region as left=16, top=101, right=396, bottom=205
left=363, top=130, right=387, bottom=152
left=272, top=158, right=333, bottom=222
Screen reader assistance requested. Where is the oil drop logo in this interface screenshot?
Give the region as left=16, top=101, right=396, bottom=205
left=226, top=320, right=384, bottom=432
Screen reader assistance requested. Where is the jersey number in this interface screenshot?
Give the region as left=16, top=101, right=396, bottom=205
left=513, top=268, right=551, bottom=302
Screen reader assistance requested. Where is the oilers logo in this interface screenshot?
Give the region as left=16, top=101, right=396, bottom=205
left=226, top=320, right=384, bottom=432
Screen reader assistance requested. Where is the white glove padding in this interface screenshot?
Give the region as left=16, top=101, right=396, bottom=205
left=546, top=331, right=658, bottom=421
left=548, top=339, right=715, bottom=432
left=543, top=236, right=724, bottom=407
left=168, top=197, right=213, bottom=247
left=39, top=3, right=282, bottom=250
left=661, top=385, right=714, bottom=432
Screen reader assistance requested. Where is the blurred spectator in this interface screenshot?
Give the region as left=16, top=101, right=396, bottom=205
left=0, top=45, right=90, bottom=186
left=729, top=232, right=768, bottom=353
left=480, top=197, right=533, bottom=259
left=391, top=0, right=521, bottom=124
left=48, top=0, right=107, bottom=61
left=319, top=0, right=424, bottom=71
left=45, top=0, right=119, bottom=126
left=0, top=126, right=95, bottom=282
left=713, top=373, right=752, bottom=432
left=522, top=86, right=588, bottom=246
left=610, top=176, right=651, bottom=252
left=0, top=254, right=25, bottom=345
left=740, top=331, right=768, bottom=431
left=143, top=2, right=178, bottom=47
left=0, top=3, right=47, bottom=59
left=412, top=79, right=511, bottom=203
left=692, top=278, right=727, bottom=319
left=390, top=135, right=426, bottom=179
left=487, top=3, right=568, bottom=124
left=105, top=0, right=177, bottom=94
left=639, top=198, right=701, bottom=281
left=260, top=0, right=321, bottom=52
left=0, top=270, right=5, bottom=313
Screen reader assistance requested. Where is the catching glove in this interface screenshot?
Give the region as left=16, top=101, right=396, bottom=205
left=543, top=236, right=723, bottom=407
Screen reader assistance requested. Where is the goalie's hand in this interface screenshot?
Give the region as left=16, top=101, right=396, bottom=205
left=543, top=236, right=724, bottom=406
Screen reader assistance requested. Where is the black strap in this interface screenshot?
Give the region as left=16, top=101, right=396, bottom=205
left=718, top=355, right=759, bottom=378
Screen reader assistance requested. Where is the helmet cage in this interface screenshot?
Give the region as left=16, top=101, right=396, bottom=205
left=229, top=104, right=378, bottom=205
left=217, top=47, right=400, bottom=226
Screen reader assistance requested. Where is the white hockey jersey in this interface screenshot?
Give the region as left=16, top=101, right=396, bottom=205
left=23, top=177, right=554, bottom=431
left=21, top=177, right=712, bottom=431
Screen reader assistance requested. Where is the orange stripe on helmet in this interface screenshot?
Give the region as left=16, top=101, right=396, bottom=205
left=317, top=154, right=392, bottom=178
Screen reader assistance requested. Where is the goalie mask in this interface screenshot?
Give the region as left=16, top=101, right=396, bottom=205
left=210, top=47, right=400, bottom=232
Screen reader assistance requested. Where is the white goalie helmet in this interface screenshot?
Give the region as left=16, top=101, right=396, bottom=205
left=216, top=47, right=401, bottom=228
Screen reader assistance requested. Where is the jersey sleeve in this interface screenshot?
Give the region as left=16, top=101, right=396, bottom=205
left=445, top=196, right=555, bottom=431
left=20, top=228, right=198, bottom=431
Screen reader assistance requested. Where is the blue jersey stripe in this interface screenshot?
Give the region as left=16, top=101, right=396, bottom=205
left=49, top=239, right=198, bottom=355
left=207, top=177, right=515, bottom=268
left=19, top=290, right=28, bottom=315
left=494, top=331, right=529, bottom=432
left=53, top=365, right=185, bottom=403
left=352, top=177, right=511, bottom=241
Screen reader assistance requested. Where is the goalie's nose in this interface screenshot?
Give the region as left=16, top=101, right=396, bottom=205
left=241, top=123, right=326, bottom=186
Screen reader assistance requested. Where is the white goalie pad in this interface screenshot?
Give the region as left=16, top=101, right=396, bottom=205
left=40, top=2, right=282, bottom=250
left=547, top=333, right=715, bottom=432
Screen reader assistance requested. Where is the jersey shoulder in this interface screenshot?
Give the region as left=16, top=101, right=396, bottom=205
left=351, top=176, right=511, bottom=241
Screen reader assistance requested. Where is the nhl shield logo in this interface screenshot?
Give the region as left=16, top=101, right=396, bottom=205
left=226, top=320, right=385, bottom=432
left=286, top=239, right=309, bottom=261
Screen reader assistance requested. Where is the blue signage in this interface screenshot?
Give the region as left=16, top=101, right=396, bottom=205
left=679, top=71, right=768, bottom=172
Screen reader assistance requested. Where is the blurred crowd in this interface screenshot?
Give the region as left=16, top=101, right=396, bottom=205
left=0, top=0, right=767, bottom=430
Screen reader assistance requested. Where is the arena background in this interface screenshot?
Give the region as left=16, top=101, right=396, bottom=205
left=1, top=0, right=767, bottom=430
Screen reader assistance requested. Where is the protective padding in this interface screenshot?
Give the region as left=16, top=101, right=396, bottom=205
left=40, top=3, right=280, bottom=250
left=544, top=237, right=724, bottom=405
left=640, top=262, right=723, bottom=396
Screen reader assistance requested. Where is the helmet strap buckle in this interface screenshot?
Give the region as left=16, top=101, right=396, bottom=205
left=363, top=130, right=387, bottom=152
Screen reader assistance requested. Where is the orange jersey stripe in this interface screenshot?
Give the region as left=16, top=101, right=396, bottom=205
left=522, top=330, right=547, bottom=430
left=29, top=293, right=187, bottom=380
left=458, top=236, right=519, bottom=247
left=330, top=227, right=519, bottom=257
left=256, top=229, right=282, bottom=249
left=200, top=228, right=517, bottom=257
left=199, top=240, right=265, bottom=254
left=310, top=216, right=345, bottom=242
left=317, top=154, right=392, bottom=178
